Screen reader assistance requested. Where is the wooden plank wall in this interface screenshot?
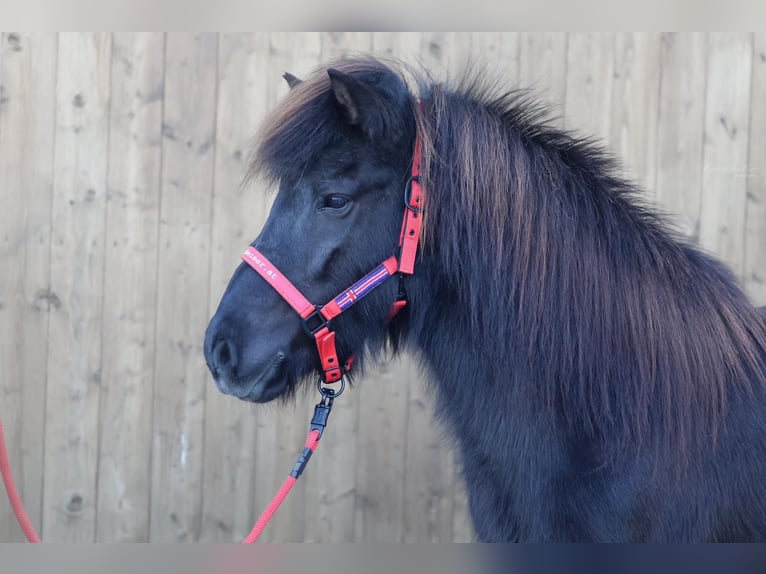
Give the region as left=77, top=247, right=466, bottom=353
left=0, top=32, right=764, bottom=542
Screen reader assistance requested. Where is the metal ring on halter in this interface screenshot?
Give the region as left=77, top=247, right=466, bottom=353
left=317, top=375, right=345, bottom=399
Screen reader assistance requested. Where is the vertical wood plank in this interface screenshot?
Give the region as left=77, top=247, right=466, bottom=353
left=352, top=358, right=410, bottom=542
left=700, top=33, right=753, bottom=278
left=519, top=32, right=568, bottom=124
left=564, top=33, right=616, bottom=142
left=0, top=32, right=57, bottom=542
left=401, top=377, right=456, bottom=543
left=0, top=29, right=13, bottom=543
left=19, top=33, right=57, bottom=542
left=201, top=32, right=270, bottom=542
left=419, top=32, right=461, bottom=82
left=654, top=33, right=708, bottom=240
left=43, top=32, right=111, bottom=542
left=451, top=473, right=474, bottom=542
left=610, top=33, right=662, bottom=193
left=149, top=32, right=217, bottom=542
left=448, top=33, right=475, bottom=80
left=470, top=33, right=520, bottom=85
left=746, top=34, right=766, bottom=307
left=95, top=32, right=164, bottom=542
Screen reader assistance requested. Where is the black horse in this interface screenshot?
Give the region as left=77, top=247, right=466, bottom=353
left=204, top=57, right=766, bottom=542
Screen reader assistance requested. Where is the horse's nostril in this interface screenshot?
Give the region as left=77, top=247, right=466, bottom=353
left=218, top=342, right=231, bottom=365
left=212, top=338, right=238, bottom=374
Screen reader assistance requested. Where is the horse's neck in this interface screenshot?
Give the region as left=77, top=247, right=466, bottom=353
left=408, top=288, right=542, bottom=432
left=408, top=296, right=570, bottom=538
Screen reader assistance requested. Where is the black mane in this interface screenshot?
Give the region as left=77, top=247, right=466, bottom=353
left=420, top=71, right=766, bottom=467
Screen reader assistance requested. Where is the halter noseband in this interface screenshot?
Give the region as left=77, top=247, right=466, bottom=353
left=241, top=134, right=425, bottom=384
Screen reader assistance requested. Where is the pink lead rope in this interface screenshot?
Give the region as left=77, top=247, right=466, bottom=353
left=0, top=418, right=41, bottom=543
left=242, top=429, right=321, bottom=543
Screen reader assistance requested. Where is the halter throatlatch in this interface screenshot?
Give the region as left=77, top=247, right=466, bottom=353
left=241, top=134, right=424, bottom=384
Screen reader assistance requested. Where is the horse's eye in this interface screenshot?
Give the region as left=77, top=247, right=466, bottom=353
left=322, top=194, right=350, bottom=210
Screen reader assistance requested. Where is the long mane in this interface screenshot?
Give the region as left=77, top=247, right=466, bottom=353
left=250, top=56, right=766, bottom=465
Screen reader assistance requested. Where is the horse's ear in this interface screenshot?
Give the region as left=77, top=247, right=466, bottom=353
left=327, top=68, right=388, bottom=137
left=282, top=72, right=302, bottom=89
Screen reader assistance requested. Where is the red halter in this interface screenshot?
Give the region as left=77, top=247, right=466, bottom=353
left=242, top=134, right=425, bottom=383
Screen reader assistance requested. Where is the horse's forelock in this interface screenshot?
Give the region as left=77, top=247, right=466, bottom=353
left=247, top=57, right=412, bottom=186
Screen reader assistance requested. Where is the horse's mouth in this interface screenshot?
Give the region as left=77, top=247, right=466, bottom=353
left=216, top=352, right=287, bottom=403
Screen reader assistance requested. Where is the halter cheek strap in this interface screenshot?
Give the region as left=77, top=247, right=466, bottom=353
left=398, top=133, right=423, bottom=274
left=241, top=133, right=425, bottom=383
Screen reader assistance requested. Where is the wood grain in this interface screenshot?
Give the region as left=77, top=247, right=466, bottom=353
left=745, top=34, right=766, bottom=307
left=199, top=32, right=271, bottom=543
left=519, top=32, right=568, bottom=126
left=654, top=33, right=708, bottom=240
left=95, top=32, right=164, bottom=542
left=149, top=32, right=217, bottom=542
left=564, top=33, right=616, bottom=142
left=0, top=32, right=57, bottom=542
left=700, top=33, right=753, bottom=278
left=471, top=33, right=520, bottom=84
left=610, top=33, right=662, bottom=192
left=43, top=32, right=111, bottom=542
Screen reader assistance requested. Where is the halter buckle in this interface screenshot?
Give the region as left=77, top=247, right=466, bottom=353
left=403, top=176, right=423, bottom=213
left=302, top=306, right=330, bottom=337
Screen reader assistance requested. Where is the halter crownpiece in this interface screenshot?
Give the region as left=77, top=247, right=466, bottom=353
left=241, top=132, right=425, bottom=383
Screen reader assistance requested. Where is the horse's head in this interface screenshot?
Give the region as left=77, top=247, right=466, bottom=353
left=204, top=61, right=417, bottom=402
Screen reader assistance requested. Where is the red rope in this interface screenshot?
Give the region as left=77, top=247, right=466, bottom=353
left=0, top=417, right=41, bottom=543
left=242, top=429, right=321, bottom=543
left=0, top=415, right=321, bottom=544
